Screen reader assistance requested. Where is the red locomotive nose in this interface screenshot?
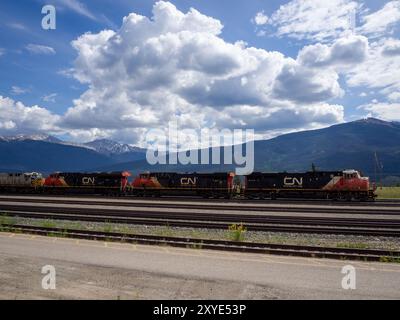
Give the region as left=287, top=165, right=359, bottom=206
left=351, top=177, right=369, bottom=191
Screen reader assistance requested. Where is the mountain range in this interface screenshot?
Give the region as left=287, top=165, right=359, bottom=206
left=0, top=135, right=146, bottom=172
left=0, top=118, right=399, bottom=183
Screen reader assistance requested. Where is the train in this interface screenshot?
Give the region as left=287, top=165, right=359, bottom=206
left=0, top=169, right=376, bottom=201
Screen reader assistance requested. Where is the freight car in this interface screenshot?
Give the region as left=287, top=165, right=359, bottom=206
left=0, top=172, right=44, bottom=192
left=43, top=171, right=131, bottom=195
left=244, top=169, right=375, bottom=200
left=131, top=172, right=237, bottom=198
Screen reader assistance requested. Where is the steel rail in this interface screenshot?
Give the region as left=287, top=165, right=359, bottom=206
left=1, top=224, right=399, bottom=261
left=0, top=197, right=399, bottom=215
left=1, top=203, right=400, bottom=226
left=2, top=209, right=400, bottom=237
left=2, top=193, right=400, bottom=206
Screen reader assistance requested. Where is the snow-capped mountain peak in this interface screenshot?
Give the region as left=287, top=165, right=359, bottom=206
left=0, top=134, right=145, bottom=156
left=84, top=139, right=144, bottom=155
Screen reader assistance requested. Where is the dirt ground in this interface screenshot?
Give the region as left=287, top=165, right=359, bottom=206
left=0, top=253, right=283, bottom=300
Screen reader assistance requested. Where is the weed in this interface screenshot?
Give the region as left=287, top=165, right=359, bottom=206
left=228, top=223, right=246, bottom=242
left=379, top=256, right=400, bottom=263
left=40, top=219, right=56, bottom=229
left=336, top=242, right=368, bottom=249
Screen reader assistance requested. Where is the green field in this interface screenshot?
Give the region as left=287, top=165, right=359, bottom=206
left=376, top=187, right=400, bottom=199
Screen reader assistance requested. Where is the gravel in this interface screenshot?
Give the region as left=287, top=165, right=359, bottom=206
left=2, top=216, right=400, bottom=251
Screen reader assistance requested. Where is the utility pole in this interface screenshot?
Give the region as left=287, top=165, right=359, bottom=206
left=374, top=152, right=383, bottom=189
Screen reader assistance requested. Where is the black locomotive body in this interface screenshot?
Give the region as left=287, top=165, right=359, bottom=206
left=43, top=171, right=131, bottom=194
left=132, top=172, right=235, bottom=197
left=244, top=170, right=372, bottom=200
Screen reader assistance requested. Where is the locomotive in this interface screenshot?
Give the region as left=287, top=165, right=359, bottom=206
left=0, top=171, right=131, bottom=195
left=0, top=172, right=44, bottom=192
left=43, top=171, right=131, bottom=194
left=131, top=172, right=236, bottom=197
left=245, top=170, right=374, bottom=200
left=0, top=168, right=376, bottom=201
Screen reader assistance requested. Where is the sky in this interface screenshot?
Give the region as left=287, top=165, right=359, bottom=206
left=0, top=0, right=399, bottom=146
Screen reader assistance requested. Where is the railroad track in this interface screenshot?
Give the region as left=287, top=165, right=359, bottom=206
left=1, top=224, right=399, bottom=262
left=1, top=194, right=400, bottom=207
left=1, top=196, right=400, bottom=215
left=2, top=208, right=400, bottom=237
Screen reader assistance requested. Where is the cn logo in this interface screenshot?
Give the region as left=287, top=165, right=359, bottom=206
left=181, top=177, right=197, bottom=185
left=82, top=177, right=95, bottom=185
left=284, top=177, right=303, bottom=186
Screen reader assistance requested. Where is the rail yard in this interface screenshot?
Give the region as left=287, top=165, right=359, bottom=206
left=1, top=193, right=400, bottom=299
left=1, top=195, right=400, bottom=255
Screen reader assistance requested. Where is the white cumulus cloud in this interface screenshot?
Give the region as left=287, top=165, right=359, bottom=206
left=59, top=1, right=344, bottom=144
left=297, top=35, right=369, bottom=68
left=0, top=96, right=60, bottom=135
left=253, top=11, right=268, bottom=26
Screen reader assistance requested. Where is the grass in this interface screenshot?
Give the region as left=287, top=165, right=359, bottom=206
left=0, top=214, right=16, bottom=227
left=154, top=225, right=175, bottom=237
left=39, top=219, right=57, bottom=229
left=376, top=187, right=400, bottom=199
left=64, top=221, right=84, bottom=230
left=102, top=222, right=113, bottom=233
left=336, top=242, right=368, bottom=249
left=379, top=256, right=400, bottom=263
left=228, top=223, right=246, bottom=242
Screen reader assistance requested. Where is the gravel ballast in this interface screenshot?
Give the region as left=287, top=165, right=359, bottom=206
left=1, top=215, right=400, bottom=251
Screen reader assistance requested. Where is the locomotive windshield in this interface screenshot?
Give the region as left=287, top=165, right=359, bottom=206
left=343, top=170, right=360, bottom=179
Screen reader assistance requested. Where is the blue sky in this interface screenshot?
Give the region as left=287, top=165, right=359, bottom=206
left=0, top=0, right=399, bottom=144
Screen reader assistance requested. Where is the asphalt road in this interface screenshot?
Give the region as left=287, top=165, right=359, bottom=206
left=0, top=232, right=400, bottom=299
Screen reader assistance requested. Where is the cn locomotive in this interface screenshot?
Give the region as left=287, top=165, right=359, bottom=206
left=43, top=171, right=131, bottom=194
left=244, top=170, right=375, bottom=200
left=0, top=171, right=131, bottom=195
left=0, top=172, right=44, bottom=192
left=0, top=168, right=376, bottom=201
left=131, top=172, right=236, bottom=197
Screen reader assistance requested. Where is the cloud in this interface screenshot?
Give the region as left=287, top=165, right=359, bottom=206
left=42, top=93, right=57, bottom=103
left=297, top=35, right=368, bottom=68
left=26, top=44, right=56, bottom=55
left=346, top=38, right=400, bottom=101
left=264, top=0, right=360, bottom=42
left=11, top=86, right=29, bottom=95
left=359, top=101, right=400, bottom=121
left=388, top=92, right=400, bottom=102
left=382, top=38, right=400, bottom=56
left=0, top=96, right=60, bottom=134
left=0, top=1, right=345, bottom=144
left=59, top=1, right=344, bottom=144
left=272, top=61, right=343, bottom=103
left=52, top=0, right=97, bottom=21
left=253, top=11, right=268, bottom=26
left=7, top=22, right=28, bottom=31
left=359, top=1, right=400, bottom=37
left=0, top=48, right=5, bottom=57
